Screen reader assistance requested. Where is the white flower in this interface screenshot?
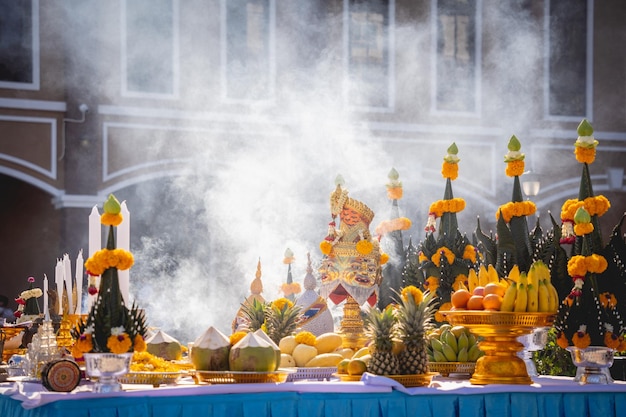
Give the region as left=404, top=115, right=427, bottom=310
left=84, top=324, right=95, bottom=334
left=110, top=326, right=125, bottom=336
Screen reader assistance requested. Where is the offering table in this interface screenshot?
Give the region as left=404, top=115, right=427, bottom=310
left=1, top=375, right=626, bottom=417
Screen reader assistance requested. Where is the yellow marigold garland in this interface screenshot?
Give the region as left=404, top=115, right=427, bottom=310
left=428, top=198, right=466, bottom=217
left=599, top=292, right=618, bottom=309
left=574, top=222, right=594, bottom=236
left=133, top=334, right=146, bottom=352
left=294, top=331, right=317, bottom=346
left=320, top=240, right=332, bottom=255
left=281, top=282, right=302, bottom=296
left=567, top=254, right=608, bottom=276
left=441, top=161, right=458, bottom=180
left=572, top=330, right=591, bottom=349
left=431, top=247, right=455, bottom=267
left=75, top=333, right=94, bottom=353
left=107, top=333, right=133, bottom=354
left=356, top=239, right=373, bottom=255
left=575, top=146, right=595, bottom=164
left=495, top=201, right=536, bottom=223
left=462, top=245, right=476, bottom=263
left=604, top=332, right=621, bottom=349
left=85, top=248, right=134, bottom=276
left=101, top=212, right=123, bottom=227
left=556, top=332, right=569, bottom=349
left=452, top=274, right=468, bottom=291
left=401, top=285, right=424, bottom=304
left=380, top=253, right=389, bottom=265
left=505, top=160, right=525, bottom=177
left=561, top=196, right=610, bottom=220
left=423, top=276, right=440, bottom=292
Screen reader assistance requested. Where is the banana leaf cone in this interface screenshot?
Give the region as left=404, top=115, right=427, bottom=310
left=598, top=214, right=626, bottom=316
left=574, top=163, right=604, bottom=254
left=474, top=216, right=497, bottom=266
left=507, top=176, right=532, bottom=273
left=545, top=212, right=571, bottom=301
left=438, top=178, right=459, bottom=242
left=378, top=199, right=406, bottom=309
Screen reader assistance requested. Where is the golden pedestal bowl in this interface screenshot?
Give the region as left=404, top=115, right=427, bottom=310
left=442, top=311, right=555, bottom=385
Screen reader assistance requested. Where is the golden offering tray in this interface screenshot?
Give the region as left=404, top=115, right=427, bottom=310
left=386, top=372, right=437, bottom=387
left=428, top=361, right=475, bottom=377
left=441, top=311, right=555, bottom=385
left=1, top=326, right=29, bottom=363
left=119, top=371, right=184, bottom=387
left=192, top=369, right=293, bottom=384
left=333, top=373, right=362, bottom=382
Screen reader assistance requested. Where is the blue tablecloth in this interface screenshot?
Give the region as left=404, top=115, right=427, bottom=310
left=2, top=376, right=626, bottom=417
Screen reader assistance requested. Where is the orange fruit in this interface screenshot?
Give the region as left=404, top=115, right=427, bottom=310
left=472, top=286, right=485, bottom=296
left=484, top=283, right=506, bottom=297
left=451, top=289, right=472, bottom=309
left=483, top=293, right=503, bottom=311
left=467, top=295, right=485, bottom=310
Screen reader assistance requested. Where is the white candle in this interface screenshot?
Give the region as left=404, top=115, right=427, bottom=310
left=87, top=205, right=101, bottom=312
left=89, top=205, right=101, bottom=257
left=75, top=250, right=84, bottom=315
left=55, top=259, right=64, bottom=314
left=43, top=274, right=50, bottom=321
left=118, top=201, right=130, bottom=306
left=63, top=253, right=73, bottom=315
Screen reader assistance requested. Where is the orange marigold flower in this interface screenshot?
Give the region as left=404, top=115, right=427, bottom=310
left=271, top=297, right=293, bottom=311
left=387, top=186, right=403, bottom=200
left=401, top=286, right=424, bottom=304
left=575, top=146, right=595, bottom=164
left=435, top=302, right=452, bottom=323
left=76, top=333, right=94, bottom=353
left=561, top=199, right=585, bottom=221
left=294, top=331, right=317, bottom=346
left=107, top=333, right=133, bottom=354
left=572, top=331, right=591, bottom=349
left=604, top=332, right=621, bottom=349
left=432, top=247, right=455, bottom=267
left=380, top=253, right=389, bottom=265
left=356, top=239, right=373, bottom=255
left=567, top=255, right=588, bottom=277
left=418, top=251, right=428, bottom=263
left=452, top=274, right=468, bottom=291
left=423, top=276, right=440, bottom=292
left=320, top=241, right=332, bottom=255
left=599, top=292, right=617, bottom=309
left=574, top=222, right=594, bottom=236
left=556, top=332, right=570, bottom=349
left=586, top=254, right=608, bottom=274
left=442, top=161, right=459, bottom=180
left=505, top=160, right=525, bottom=177
left=101, top=212, right=123, bottom=227
left=133, top=334, right=147, bottom=352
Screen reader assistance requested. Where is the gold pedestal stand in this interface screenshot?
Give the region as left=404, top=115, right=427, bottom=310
left=443, top=311, right=555, bottom=385
left=339, top=296, right=367, bottom=349
left=1, top=327, right=28, bottom=363
left=56, top=315, right=87, bottom=349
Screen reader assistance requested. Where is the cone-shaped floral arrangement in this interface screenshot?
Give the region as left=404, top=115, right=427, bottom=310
left=14, top=276, right=42, bottom=322
left=71, top=194, right=147, bottom=356
left=376, top=168, right=411, bottom=308
left=417, top=143, right=476, bottom=311
left=554, top=120, right=626, bottom=350
left=279, top=248, right=300, bottom=302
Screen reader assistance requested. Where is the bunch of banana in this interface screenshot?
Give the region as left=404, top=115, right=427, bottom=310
left=500, top=262, right=559, bottom=313
left=427, top=325, right=483, bottom=362
left=467, top=264, right=503, bottom=293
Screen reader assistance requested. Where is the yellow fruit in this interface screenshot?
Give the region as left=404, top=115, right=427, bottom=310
left=292, top=344, right=318, bottom=367
left=278, top=335, right=297, bottom=355
left=347, top=359, right=367, bottom=376
left=514, top=276, right=528, bottom=312
left=304, top=353, right=345, bottom=367
left=334, top=348, right=355, bottom=359
left=526, top=284, right=539, bottom=312
left=280, top=353, right=296, bottom=367
left=538, top=281, right=550, bottom=312
left=478, top=265, right=490, bottom=287
left=337, top=359, right=350, bottom=374
left=352, top=347, right=370, bottom=359
left=487, top=265, right=499, bottom=283
left=500, top=282, right=517, bottom=312
left=467, top=268, right=479, bottom=293
left=315, top=332, right=343, bottom=354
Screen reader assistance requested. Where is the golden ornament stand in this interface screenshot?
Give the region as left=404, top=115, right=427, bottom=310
left=443, top=311, right=555, bottom=385
left=56, top=314, right=87, bottom=349
left=1, top=326, right=28, bottom=363
left=339, top=296, right=367, bottom=349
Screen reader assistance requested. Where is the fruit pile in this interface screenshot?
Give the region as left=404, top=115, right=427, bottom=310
left=449, top=261, right=559, bottom=313
left=278, top=332, right=349, bottom=368
left=427, top=324, right=482, bottom=362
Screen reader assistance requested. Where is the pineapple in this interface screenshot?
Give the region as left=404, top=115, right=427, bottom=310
left=396, top=288, right=438, bottom=375
left=240, top=298, right=267, bottom=331
left=264, top=298, right=302, bottom=345
left=366, top=306, right=400, bottom=375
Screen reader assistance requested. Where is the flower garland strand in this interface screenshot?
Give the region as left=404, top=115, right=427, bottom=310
left=425, top=143, right=465, bottom=233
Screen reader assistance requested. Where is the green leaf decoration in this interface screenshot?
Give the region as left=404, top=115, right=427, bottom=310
left=574, top=207, right=591, bottom=224
left=474, top=217, right=497, bottom=266
left=388, top=167, right=399, bottom=181
left=507, top=135, right=521, bottom=152
left=577, top=119, right=594, bottom=136
left=512, top=176, right=524, bottom=203
left=447, top=142, right=459, bottom=155
left=103, top=194, right=122, bottom=215
left=495, top=211, right=517, bottom=277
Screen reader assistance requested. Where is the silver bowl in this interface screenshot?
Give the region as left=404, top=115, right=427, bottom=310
left=567, top=346, right=614, bottom=384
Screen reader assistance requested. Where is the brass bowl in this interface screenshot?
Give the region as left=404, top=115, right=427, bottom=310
left=441, top=311, right=556, bottom=385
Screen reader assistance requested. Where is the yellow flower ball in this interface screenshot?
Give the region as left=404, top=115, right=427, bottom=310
left=107, top=333, right=133, bottom=354
left=294, top=331, right=317, bottom=346
left=575, top=146, right=595, bottom=164
left=505, top=160, right=525, bottom=177
left=401, top=286, right=424, bottom=304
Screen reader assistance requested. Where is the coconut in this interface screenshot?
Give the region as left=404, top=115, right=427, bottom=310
left=146, top=330, right=183, bottom=361
left=229, top=331, right=279, bottom=372
left=252, top=329, right=281, bottom=370
left=191, top=326, right=231, bottom=371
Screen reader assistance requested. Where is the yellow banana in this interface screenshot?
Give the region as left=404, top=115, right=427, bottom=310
left=498, top=278, right=510, bottom=289
left=527, top=263, right=537, bottom=288
left=514, top=273, right=528, bottom=312
left=526, top=282, right=539, bottom=312
left=537, top=281, right=550, bottom=312
left=547, top=282, right=559, bottom=313
left=508, top=265, right=521, bottom=284
left=468, top=268, right=479, bottom=293
left=487, top=265, right=499, bottom=283
left=478, top=265, right=490, bottom=287
left=500, top=281, right=517, bottom=312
